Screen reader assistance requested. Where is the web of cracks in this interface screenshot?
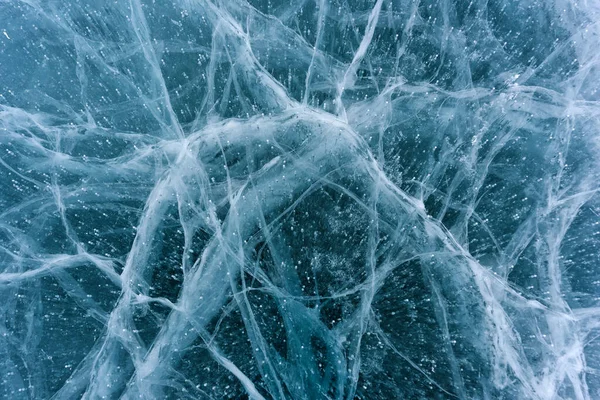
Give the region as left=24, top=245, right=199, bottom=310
left=1, top=0, right=600, bottom=399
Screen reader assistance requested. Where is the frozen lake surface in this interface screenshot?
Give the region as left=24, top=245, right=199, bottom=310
left=1, top=0, right=600, bottom=398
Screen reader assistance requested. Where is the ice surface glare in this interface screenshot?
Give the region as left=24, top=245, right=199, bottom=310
left=2, top=0, right=600, bottom=399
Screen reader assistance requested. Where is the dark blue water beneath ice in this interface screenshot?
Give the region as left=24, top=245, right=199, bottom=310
left=1, top=0, right=600, bottom=398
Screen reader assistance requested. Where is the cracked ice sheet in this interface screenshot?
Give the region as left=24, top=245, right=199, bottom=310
left=1, top=0, right=600, bottom=399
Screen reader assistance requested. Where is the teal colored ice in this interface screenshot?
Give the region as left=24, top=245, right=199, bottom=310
left=1, top=0, right=600, bottom=398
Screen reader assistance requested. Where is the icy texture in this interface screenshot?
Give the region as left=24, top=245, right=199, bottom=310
left=1, top=0, right=600, bottom=398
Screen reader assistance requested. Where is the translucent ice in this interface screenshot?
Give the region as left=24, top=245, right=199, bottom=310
left=1, top=0, right=600, bottom=398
